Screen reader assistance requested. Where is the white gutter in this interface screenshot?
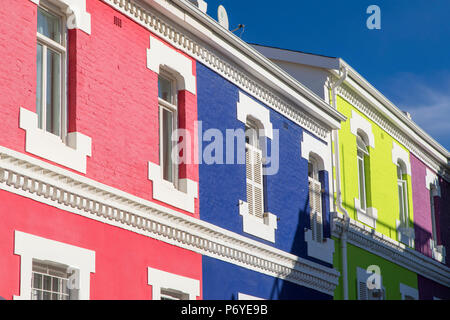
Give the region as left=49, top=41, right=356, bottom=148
left=330, top=66, right=350, bottom=300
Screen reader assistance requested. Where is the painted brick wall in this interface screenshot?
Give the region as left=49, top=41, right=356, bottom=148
left=0, top=190, right=202, bottom=300
left=196, top=62, right=331, bottom=267
left=202, top=256, right=331, bottom=300
left=0, top=0, right=199, bottom=217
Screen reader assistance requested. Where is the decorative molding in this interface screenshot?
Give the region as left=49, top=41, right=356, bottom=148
left=99, top=0, right=330, bottom=141
left=237, top=293, right=265, bottom=300
left=304, top=230, right=335, bottom=264
left=19, top=108, right=92, bottom=174
left=392, top=141, right=411, bottom=175
left=187, top=0, right=207, bottom=14
left=238, top=200, right=277, bottom=243
left=147, top=267, right=200, bottom=300
left=14, top=230, right=95, bottom=300
left=426, top=168, right=441, bottom=197
left=30, top=0, right=91, bottom=34
left=237, top=91, right=273, bottom=140
left=336, top=84, right=450, bottom=182
left=350, top=110, right=375, bottom=148
left=148, top=161, right=198, bottom=213
left=332, top=212, right=450, bottom=288
left=147, top=35, right=196, bottom=95
left=0, top=146, right=339, bottom=295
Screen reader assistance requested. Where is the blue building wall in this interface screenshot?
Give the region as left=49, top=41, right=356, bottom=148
left=196, top=61, right=332, bottom=268
left=202, top=256, right=332, bottom=300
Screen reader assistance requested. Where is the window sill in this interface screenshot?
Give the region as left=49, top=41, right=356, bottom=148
left=396, top=220, right=415, bottom=248
left=304, top=229, right=335, bottom=264
left=238, top=200, right=277, bottom=243
left=148, top=162, right=198, bottom=214
left=354, top=198, right=377, bottom=229
left=19, top=107, right=92, bottom=174
left=430, top=239, right=446, bottom=263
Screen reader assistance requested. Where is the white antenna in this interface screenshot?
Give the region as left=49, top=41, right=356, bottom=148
left=217, top=5, right=229, bottom=30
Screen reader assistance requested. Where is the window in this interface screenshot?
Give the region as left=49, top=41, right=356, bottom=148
left=158, top=73, right=178, bottom=186
left=357, top=267, right=385, bottom=300
left=356, top=134, right=369, bottom=212
left=31, top=259, right=73, bottom=300
left=37, top=3, right=67, bottom=138
left=430, top=185, right=438, bottom=243
left=160, top=288, right=189, bottom=300
left=308, top=158, right=323, bottom=243
left=397, top=162, right=409, bottom=226
left=245, top=119, right=264, bottom=220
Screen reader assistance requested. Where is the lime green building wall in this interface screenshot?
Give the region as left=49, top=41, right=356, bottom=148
left=336, top=95, right=415, bottom=240
left=333, top=240, right=418, bottom=300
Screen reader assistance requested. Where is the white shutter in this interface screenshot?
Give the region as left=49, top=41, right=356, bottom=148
left=67, top=267, right=80, bottom=300
left=246, top=144, right=264, bottom=219
left=358, top=281, right=369, bottom=300
left=308, top=177, right=323, bottom=242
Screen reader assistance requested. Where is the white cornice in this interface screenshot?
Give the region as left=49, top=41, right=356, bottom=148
left=335, top=81, right=450, bottom=182
left=0, top=146, right=339, bottom=295
left=332, top=212, right=450, bottom=287
left=99, top=0, right=345, bottom=141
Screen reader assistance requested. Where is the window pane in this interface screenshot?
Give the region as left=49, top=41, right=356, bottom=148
left=358, top=157, right=366, bottom=210
left=43, top=275, right=52, bottom=291
left=162, top=108, right=174, bottom=182
left=46, top=48, right=61, bottom=135
left=33, top=273, right=42, bottom=289
left=36, top=43, right=44, bottom=129
left=158, top=76, right=173, bottom=104
left=43, top=291, right=51, bottom=300
left=37, top=7, right=61, bottom=43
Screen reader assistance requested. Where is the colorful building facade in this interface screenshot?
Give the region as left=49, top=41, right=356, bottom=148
left=252, top=44, right=450, bottom=299
left=0, top=0, right=448, bottom=301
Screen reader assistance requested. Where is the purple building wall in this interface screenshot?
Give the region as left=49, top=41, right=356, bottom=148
left=418, top=275, right=450, bottom=300
left=411, top=154, right=434, bottom=258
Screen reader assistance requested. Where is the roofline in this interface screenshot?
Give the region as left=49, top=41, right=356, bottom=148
left=162, top=0, right=347, bottom=127
left=250, top=44, right=449, bottom=166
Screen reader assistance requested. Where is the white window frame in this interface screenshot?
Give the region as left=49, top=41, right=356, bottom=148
left=36, top=1, right=67, bottom=140
left=147, top=267, right=200, bottom=300
left=14, top=230, right=95, bottom=300
left=237, top=91, right=277, bottom=243
left=158, top=72, right=179, bottom=189
left=356, top=135, right=369, bottom=213
left=308, top=158, right=323, bottom=243
left=397, top=162, right=409, bottom=227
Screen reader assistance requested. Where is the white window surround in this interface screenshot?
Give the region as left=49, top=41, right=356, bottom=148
left=19, top=107, right=92, bottom=174
left=355, top=198, right=378, bottom=229
left=237, top=91, right=273, bottom=140
left=238, top=201, right=277, bottom=243
left=148, top=162, right=198, bottom=213
left=399, top=283, right=419, bottom=300
left=304, top=230, right=335, bottom=264
left=392, top=141, right=411, bottom=176
left=147, top=267, right=200, bottom=300
left=29, top=0, right=91, bottom=34
left=426, top=168, right=441, bottom=197
left=396, top=219, right=415, bottom=248
left=236, top=91, right=277, bottom=242
left=430, top=239, right=446, bottom=263
left=13, top=230, right=95, bottom=300
left=350, top=110, right=375, bottom=149
left=301, top=132, right=331, bottom=175
left=147, top=35, right=196, bottom=95
left=237, top=293, right=265, bottom=300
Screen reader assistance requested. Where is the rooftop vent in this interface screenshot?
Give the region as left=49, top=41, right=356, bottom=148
left=188, top=0, right=208, bottom=13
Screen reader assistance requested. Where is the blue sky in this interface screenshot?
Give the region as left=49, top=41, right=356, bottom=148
left=203, top=0, right=450, bottom=151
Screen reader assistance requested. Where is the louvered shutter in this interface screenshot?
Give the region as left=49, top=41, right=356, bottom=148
left=358, top=281, right=369, bottom=300
left=246, top=143, right=264, bottom=219
left=308, top=177, right=323, bottom=242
